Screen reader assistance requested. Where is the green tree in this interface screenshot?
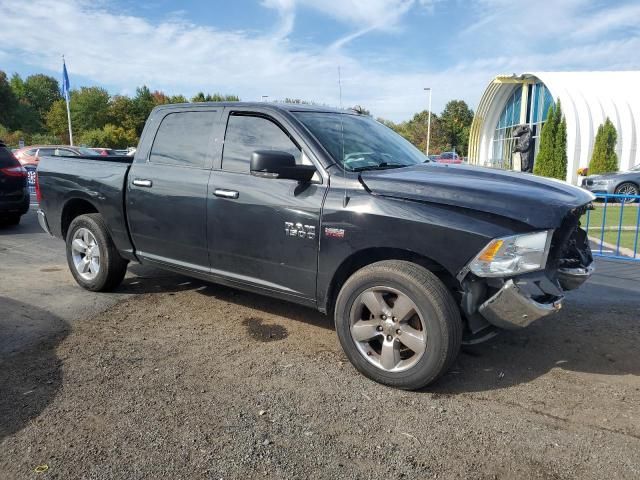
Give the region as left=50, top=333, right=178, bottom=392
left=131, top=86, right=156, bottom=136
left=22, top=74, right=61, bottom=120
left=440, top=100, right=474, bottom=155
left=44, top=87, right=109, bottom=142
left=0, top=71, right=18, bottom=128
left=107, top=95, right=137, bottom=132
left=535, top=98, right=568, bottom=180
left=589, top=118, right=618, bottom=175
left=168, top=94, right=188, bottom=104
left=533, top=102, right=559, bottom=178
left=9, top=73, right=25, bottom=98
left=191, top=92, right=240, bottom=102
left=78, top=124, right=138, bottom=148
left=553, top=111, right=568, bottom=180
left=45, top=99, right=71, bottom=141
left=71, top=86, right=110, bottom=132
left=387, top=110, right=447, bottom=155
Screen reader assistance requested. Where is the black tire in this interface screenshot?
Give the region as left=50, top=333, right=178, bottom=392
left=615, top=182, right=639, bottom=203
left=66, top=213, right=128, bottom=291
left=0, top=215, right=20, bottom=226
left=334, top=260, right=462, bottom=390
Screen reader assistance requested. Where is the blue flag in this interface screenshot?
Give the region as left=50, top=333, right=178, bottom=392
left=62, top=60, right=70, bottom=102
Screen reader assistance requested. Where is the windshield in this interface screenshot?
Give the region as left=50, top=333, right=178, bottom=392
left=294, top=112, right=426, bottom=171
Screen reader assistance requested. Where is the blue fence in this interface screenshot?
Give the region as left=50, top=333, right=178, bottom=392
left=584, top=193, right=640, bottom=261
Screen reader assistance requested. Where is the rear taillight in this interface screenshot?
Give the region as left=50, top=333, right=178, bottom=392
left=0, top=166, right=27, bottom=177
left=35, top=171, right=42, bottom=202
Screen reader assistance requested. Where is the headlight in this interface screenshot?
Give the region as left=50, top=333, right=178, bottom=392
left=468, top=230, right=552, bottom=277
left=593, top=178, right=614, bottom=185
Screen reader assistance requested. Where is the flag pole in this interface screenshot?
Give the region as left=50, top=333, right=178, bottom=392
left=62, top=55, right=74, bottom=146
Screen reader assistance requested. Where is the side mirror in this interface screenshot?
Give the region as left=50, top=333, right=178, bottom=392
left=250, top=150, right=316, bottom=182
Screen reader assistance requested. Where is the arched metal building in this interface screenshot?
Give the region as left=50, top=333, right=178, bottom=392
left=468, top=71, right=640, bottom=184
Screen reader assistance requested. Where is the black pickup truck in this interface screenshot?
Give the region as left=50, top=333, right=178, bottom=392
left=37, top=102, right=594, bottom=389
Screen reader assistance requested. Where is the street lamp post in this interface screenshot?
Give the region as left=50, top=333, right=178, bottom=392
left=424, top=87, right=432, bottom=156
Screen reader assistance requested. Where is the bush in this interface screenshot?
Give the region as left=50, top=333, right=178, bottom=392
left=588, top=118, right=618, bottom=175
left=533, top=99, right=567, bottom=180
left=78, top=124, right=138, bottom=149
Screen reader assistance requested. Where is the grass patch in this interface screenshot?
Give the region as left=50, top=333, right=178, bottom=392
left=581, top=203, right=640, bottom=254
left=582, top=203, right=640, bottom=230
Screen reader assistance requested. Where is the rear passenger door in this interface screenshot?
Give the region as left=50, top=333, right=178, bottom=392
left=207, top=109, right=327, bottom=301
left=127, top=108, right=221, bottom=272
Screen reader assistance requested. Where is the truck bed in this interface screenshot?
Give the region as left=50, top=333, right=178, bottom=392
left=37, top=155, right=135, bottom=259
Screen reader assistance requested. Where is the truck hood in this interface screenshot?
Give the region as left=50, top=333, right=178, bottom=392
left=360, top=163, right=594, bottom=229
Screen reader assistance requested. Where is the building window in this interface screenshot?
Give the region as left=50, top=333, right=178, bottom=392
left=490, top=82, right=554, bottom=169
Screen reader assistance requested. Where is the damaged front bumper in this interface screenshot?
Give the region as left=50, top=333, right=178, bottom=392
left=477, top=264, right=594, bottom=330
left=460, top=208, right=594, bottom=332
left=478, top=279, right=563, bottom=329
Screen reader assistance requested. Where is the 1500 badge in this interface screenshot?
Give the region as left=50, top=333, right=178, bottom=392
left=284, top=222, right=316, bottom=239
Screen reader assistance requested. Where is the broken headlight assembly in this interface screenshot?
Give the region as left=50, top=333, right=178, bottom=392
left=468, top=230, right=553, bottom=278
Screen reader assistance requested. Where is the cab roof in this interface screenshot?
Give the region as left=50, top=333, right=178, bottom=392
left=152, top=102, right=361, bottom=116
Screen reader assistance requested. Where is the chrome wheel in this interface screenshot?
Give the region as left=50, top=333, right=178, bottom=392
left=349, top=286, right=427, bottom=373
left=71, top=228, right=101, bottom=280
left=616, top=183, right=639, bottom=203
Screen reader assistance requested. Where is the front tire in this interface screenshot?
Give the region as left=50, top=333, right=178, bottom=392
left=66, top=214, right=128, bottom=291
left=334, top=260, right=462, bottom=390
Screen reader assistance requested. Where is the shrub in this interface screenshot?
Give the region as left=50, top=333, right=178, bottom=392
left=78, top=124, right=137, bottom=149
left=588, top=118, right=618, bottom=175
left=533, top=99, right=567, bottom=180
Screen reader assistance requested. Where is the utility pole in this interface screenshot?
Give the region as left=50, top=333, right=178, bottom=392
left=424, top=87, right=432, bottom=156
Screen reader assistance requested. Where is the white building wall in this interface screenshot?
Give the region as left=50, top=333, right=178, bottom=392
left=469, top=71, right=640, bottom=185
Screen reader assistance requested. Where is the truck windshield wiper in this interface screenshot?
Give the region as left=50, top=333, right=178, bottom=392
left=349, top=163, right=408, bottom=172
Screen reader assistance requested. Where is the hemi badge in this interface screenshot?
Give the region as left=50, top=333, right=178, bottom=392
left=324, top=227, right=345, bottom=239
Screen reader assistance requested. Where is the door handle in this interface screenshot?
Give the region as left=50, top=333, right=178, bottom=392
left=214, top=189, right=239, bottom=199
left=132, top=179, right=152, bottom=187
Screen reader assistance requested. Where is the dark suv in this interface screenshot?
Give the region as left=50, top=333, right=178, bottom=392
left=0, top=141, right=30, bottom=226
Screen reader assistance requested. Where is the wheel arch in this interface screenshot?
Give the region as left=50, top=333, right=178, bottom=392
left=323, top=247, right=457, bottom=317
left=60, top=197, right=99, bottom=239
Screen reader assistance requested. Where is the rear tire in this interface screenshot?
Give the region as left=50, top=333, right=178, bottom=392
left=66, top=214, right=128, bottom=291
left=334, top=260, right=462, bottom=390
left=615, top=182, right=639, bottom=203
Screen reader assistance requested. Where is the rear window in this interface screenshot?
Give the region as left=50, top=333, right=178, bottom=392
left=149, top=111, right=217, bottom=168
left=0, top=145, right=19, bottom=168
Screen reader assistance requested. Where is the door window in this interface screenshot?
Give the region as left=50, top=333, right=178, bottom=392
left=222, top=114, right=301, bottom=173
left=150, top=111, right=217, bottom=168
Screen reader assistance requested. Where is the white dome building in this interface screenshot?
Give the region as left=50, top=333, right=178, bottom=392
left=468, top=71, right=640, bottom=184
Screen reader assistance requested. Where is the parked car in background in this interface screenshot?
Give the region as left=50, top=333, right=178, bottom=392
left=91, top=147, right=114, bottom=156
left=0, top=141, right=29, bottom=225
left=13, top=145, right=99, bottom=166
left=581, top=165, right=640, bottom=199
left=434, top=151, right=463, bottom=164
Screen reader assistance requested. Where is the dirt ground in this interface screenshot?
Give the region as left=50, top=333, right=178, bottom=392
left=1, top=275, right=639, bottom=480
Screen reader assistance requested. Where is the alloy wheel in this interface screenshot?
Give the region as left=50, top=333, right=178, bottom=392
left=349, top=286, right=427, bottom=372
left=71, top=228, right=101, bottom=280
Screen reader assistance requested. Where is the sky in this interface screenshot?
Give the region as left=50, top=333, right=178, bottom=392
left=0, top=0, right=639, bottom=122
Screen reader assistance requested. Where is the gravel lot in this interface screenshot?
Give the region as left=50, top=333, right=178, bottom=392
left=1, top=213, right=640, bottom=479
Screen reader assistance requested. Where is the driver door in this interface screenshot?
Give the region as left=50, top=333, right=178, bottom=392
left=207, top=110, right=327, bottom=301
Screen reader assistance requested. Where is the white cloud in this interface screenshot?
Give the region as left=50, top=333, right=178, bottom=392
left=0, top=0, right=638, bottom=122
